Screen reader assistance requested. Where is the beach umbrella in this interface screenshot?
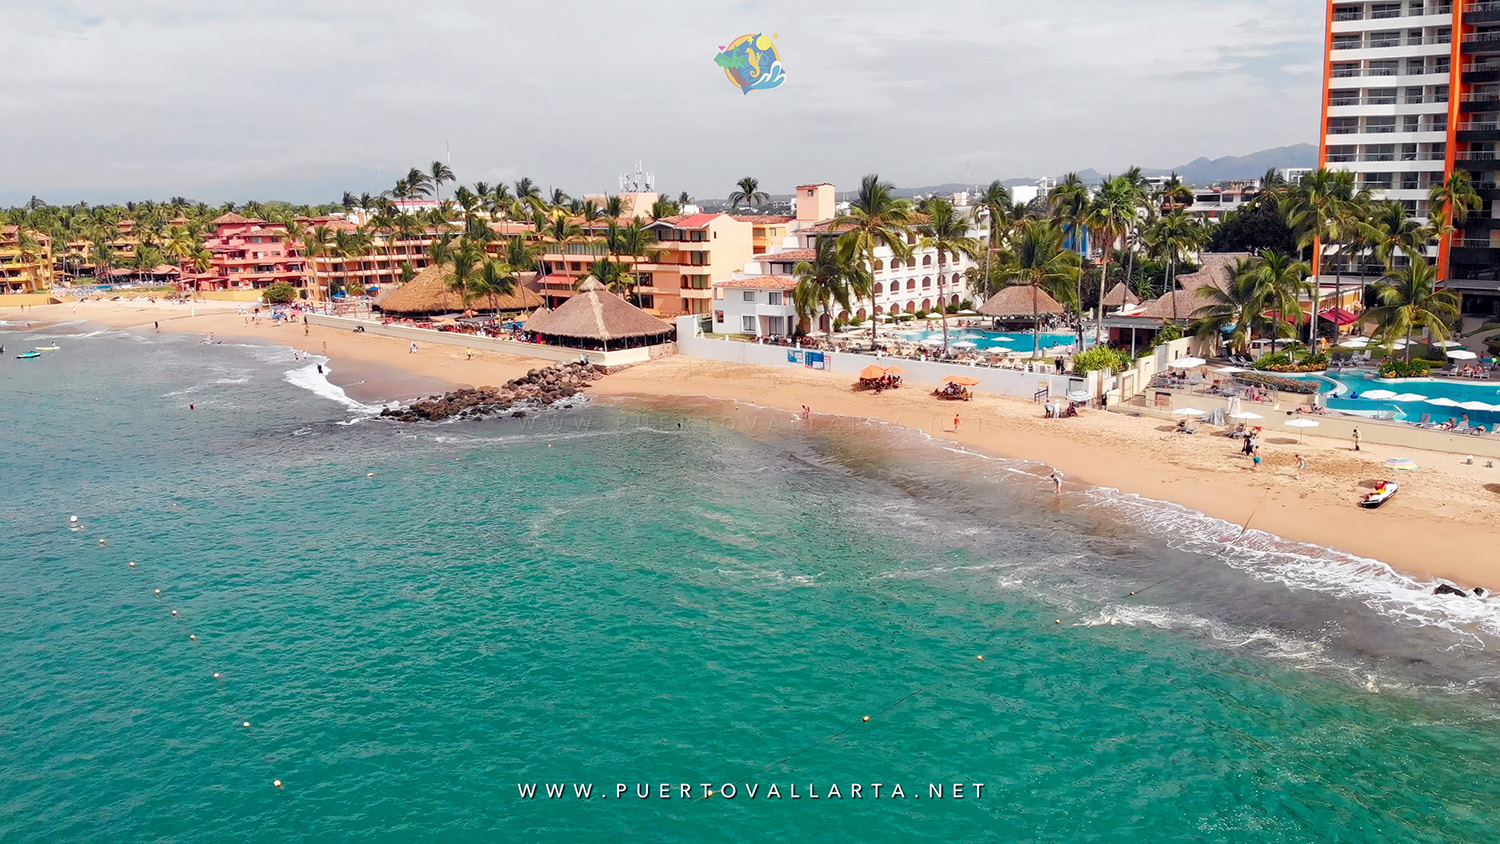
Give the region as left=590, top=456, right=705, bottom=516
left=859, top=365, right=886, bottom=380
left=950, top=340, right=978, bottom=349
left=1384, top=457, right=1418, bottom=471
left=1389, top=393, right=1428, bottom=402
left=957, top=309, right=979, bottom=316
left=882, top=366, right=905, bottom=375
left=1360, top=389, right=1398, bottom=400
left=920, top=337, right=945, bottom=346
left=1172, top=407, right=1207, bottom=417
left=1169, top=357, right=1207, bottom=369
left=1215, top=366, right=1247, bottom=374
left=1434, top=340, right=1464, bottom=348
left=941, top=375, right=981, bottom=386
left=1459, top=401, right=1495, bottom=411
left=1448, top=349, right=1479, bottom=360
left=1426, top=397, right=1462, bottom=407
left=1339, top=337, right=1371, bottom=347
left=1228, top=411, right=1263, bottom=420
left=1284, top=418, right=1320, bottom=441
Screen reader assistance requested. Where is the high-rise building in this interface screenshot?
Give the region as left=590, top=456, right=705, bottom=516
left=1321, top=1, right=1500, bottom=313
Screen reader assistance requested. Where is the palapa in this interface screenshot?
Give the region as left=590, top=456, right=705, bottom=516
left=523, top=278, right=674, bottom=345
left=1100, top=282, right=1139, bottom=308
left=375, top=263, right=542, bottom=316
left=977, top=285, right=1064, bottom=318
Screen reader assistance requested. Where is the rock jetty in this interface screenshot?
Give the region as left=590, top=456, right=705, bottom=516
left=381, top=361, right=605, bottom=422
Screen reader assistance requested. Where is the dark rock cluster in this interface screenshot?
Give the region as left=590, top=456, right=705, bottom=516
left=381, top=361, right=606, bottom=422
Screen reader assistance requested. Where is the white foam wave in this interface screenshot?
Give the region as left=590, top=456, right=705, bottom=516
left=282, top=359, right=381, bottom=414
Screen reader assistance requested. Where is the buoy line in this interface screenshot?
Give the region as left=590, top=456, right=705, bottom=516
left=125, top=553, right=310, bottom=841
left=1115, top=486, right=1273, bottom=603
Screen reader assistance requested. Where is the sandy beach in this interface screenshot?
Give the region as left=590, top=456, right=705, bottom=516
left=9, top=298, right=1499, bottom=591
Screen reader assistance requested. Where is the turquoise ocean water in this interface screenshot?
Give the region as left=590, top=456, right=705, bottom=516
left=4, top=321, right=1500, bottom=843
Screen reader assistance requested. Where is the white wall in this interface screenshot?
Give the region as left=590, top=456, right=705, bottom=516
left=712, top=287, right=797, bottom=336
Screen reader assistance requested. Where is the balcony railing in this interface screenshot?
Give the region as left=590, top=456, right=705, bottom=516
left=1335, top=35, right=1451, bottom=50
left=1462, top=92, right=1500, bottom=102
left=1457, top=151, right=1500, bottom=159
left=1466, top=1, right=1500, bottom=13
left=1458, top=121, right=1500, bottom=130
left=1453, top=238, right=1499, bottom=248
left=1333, top=4, right=1452, bottom=19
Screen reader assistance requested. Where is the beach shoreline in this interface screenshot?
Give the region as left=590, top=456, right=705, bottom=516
left=9, top=298, right=1499, bottom=591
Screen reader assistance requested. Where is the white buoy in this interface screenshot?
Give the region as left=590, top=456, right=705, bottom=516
left=273, top=779, right=282, bottom=788
left=212, top=672, right=221, bottom=679
left=154, top=589, right=160, bottom=595
left=242, top=721, right=251, bottom=728
left=366, top=473, right=374, bottom=478
left=171, top=610, right=178, bottom=616
left=189, top=634, right=197, bottom=641
left=128, top=562, right=136, bottom=568
left=98, top=539, right=106, bottom=545
left=70, top=516, right=78, bottom=523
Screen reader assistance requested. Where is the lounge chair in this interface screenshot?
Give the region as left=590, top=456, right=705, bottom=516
left=1414, top=413, right=1432, bottom=428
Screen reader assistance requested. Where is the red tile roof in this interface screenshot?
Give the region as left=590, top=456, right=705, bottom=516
left=731, top=215, right=795, bottom=224
left=210, top=212, right=256, bottom=225
left=800, top=221, right=854, bottom=233
left=796, top=183, right=835, bottom=189
left=765, top=248, right=816, bottom=262
left=716, top=275, right=798, bottom=290
left=652, top=213, right=724, bottom=229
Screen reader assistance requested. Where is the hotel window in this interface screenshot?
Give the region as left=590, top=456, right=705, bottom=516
left=742, top=291, right=755, bottom=302
left=1365, top=116, right=1396, bottom=134
left=1368, top=88, right=1396, bottom=105
left=922, top=277, right=932, bottom=289
left=741, top=316, right=756, bottom=333
left=1333, top=33, right=1362, bottom=50
left=768, top=292, right=783, bottom=305
left=768, top=316, right=786, bottom=335
left=906, top=279, right=916, bottom=290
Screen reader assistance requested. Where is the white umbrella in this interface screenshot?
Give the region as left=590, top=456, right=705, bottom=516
left=1426, top=397, right=1462, bottom=407
left=1173, top=407, right=1207, bottom=417
left=951, top=340, right=978, bottom=349
left=1459, top=401, right=1495, bottom=411
left=1228, top=411, right=1264, bottom=420
left=1390, top=393, right=1428, bottom=402
left=1169, top=357, right=1208, bottom=369
left=1339, top=337, right=1371, bottom=348
left=1360, top=390, right=1398, bottom=400
left=1434, top=340, right=1464, bottom=348
left=1285, top=418, right=1320, bottom=441
left=1448, top=349, right=1479, bottom=360
left=1215, top=366, right=1247, bottom=374
left=957, top=309, right=979, bottom=315
left=919, top=337, right=945, bottom=347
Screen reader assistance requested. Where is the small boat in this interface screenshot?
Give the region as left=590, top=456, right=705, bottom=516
left=16, top=351, right=41, bottom=359
left=34, top=346, right=59, bottom=351
left=1361, top=481, right=1399, bottom=509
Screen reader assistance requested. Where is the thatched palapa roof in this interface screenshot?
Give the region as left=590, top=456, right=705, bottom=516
left=375, top=263, right=543, bottom=315
left=1100, top=282, right=1139, bottom=308
left=977, top=285, right=1064, bottom=318
left=1133, top=252, right=1247, bottom=321
left=524, top=279, right=674, bottom=342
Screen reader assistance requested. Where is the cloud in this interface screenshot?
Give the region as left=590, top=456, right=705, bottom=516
left=0, top=0, right=1324, bottom=204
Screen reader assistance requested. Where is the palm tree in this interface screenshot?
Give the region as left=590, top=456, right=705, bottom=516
left=468, top=258, right=518, bottom=314
left=1367, top=200, right=1429, bottom=271
left=1048, top=173, right=1092, bottom=342
left=589, top=257, right=634, bottom=294
left=917, top=197, right=981, bottom=352
left=649, top=198, right=678, bottom=221
left=1087, top=175, right=1139, bottom=341
left=832, top=174, right=915, bottom=345
left=1429, top=170, right=1483, bottom=237
left=443, top=240, right=484, bottom=304
left=1249, top=250, right=1312, bottom=354
left=1368, top=257, right=1460, bottom=362
left=1144, top=211, right=1205, bottom=323
left=1153, top=173, right=1194, bottom=212
left=1191, top=256, right=1267, bottom=355
left=994, top=220, right=1082, bottom=357
left=165, top=225, right=205, bottom=296
left=1281, top=168, right=1370, bottom=345
left=728, top=177, right=770, bottom=209
left=428, top=161, right=456, bottom=205
left=504, top=236, right=542, bottom=273
left=792, top=235, right=858, bottom=334
left=406, top=168, right=433, bottom=199
left=976, top=180, right=1013, bottom=297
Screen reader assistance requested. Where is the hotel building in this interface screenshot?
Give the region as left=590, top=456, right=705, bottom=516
left=1321, top=0, right=1500, bottom=312
left=193, top=213, right=305, bottom=292
left=0, top=226, right=53, bottom=293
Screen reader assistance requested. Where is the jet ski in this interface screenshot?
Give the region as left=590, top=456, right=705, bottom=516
left=16, top=351, right=41, bottom=359
left=1360, top=481, right=1399, bottom=509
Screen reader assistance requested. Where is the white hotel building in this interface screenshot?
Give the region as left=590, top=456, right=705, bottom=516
left=711, top=182, right=986, bottom=337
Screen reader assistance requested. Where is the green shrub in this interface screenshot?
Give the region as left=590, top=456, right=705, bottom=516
left=1233, top=372, right=1320, bottom=394
left=1253, top=346, right=1328, bottom=373
left=1071, top=346, right=1131, bottom=376
left=1378, top=359, right=1437, bottom=378
left=1156, top=322, right=1184, bottom=343
left=262, top=281, right=299, bottom=304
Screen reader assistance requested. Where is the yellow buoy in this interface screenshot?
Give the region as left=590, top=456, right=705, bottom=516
left=862, top=716, right=870, bottom=722
left=1055, top=619, right=1061, bottom=624
left=976, top=655, right=984, bottom=660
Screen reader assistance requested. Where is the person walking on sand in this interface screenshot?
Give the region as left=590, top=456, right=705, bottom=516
left=1252, top=446, right=1262, bottom=471
left=410, top=341, right=418, bottom=354
left=322, top=341, right=328, bottom=355
left=1294, top=453, right=1307, bottom=480
left=154, top=321, right=159, bottom=333
left=465, top=348, right=474, bottom=360
left=1050, top=472, right=1062, bottom=494
left=1352, top=427, right=1362, bottom=452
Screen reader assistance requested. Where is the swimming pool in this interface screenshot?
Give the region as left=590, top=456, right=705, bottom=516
left=893, top=328, right=1084, bottom=353
left=1289, top=372, right=1500, bottom=428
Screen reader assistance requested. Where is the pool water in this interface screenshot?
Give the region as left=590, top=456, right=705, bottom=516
left=1293, top=372, right=1500, bottom=428
left=894, top=328, right=1083, bottom=353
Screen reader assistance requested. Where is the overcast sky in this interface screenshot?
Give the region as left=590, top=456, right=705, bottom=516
left=1, top=0, right=1323, bottom=206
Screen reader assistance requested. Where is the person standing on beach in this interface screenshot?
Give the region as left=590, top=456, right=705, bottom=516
left=1050, top=472, right=1062, bottom=494
left=1294, top=453, right=1306, bottom=480
left=1352, top=427, right=1362, bottom=452
left=154, top=321, right=159, bottom=333
left=953, top=413, right=961, bottom=432
left=322, top=341, right=328, bottom=355
left=410, top=341, right=418, bottom=354
left=1252, top=447, right=1262, bottom=471
left=465, top=348, right=474, bottom=360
